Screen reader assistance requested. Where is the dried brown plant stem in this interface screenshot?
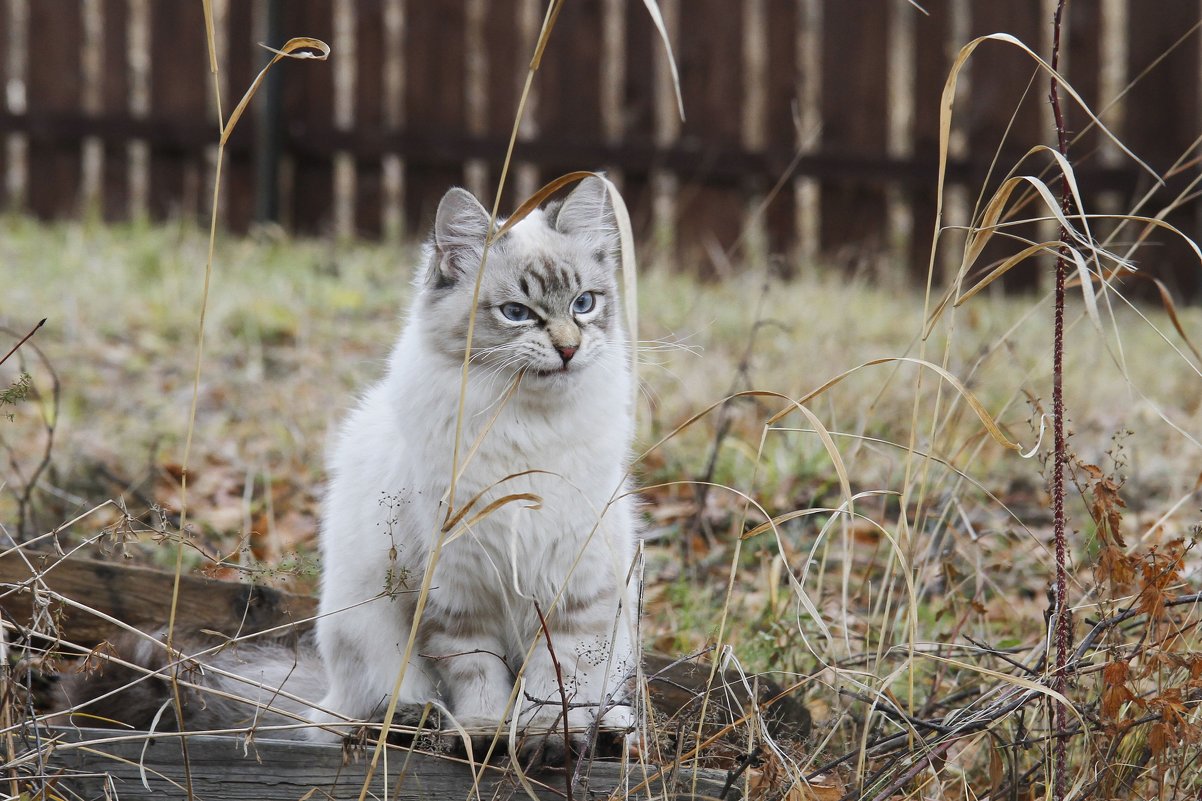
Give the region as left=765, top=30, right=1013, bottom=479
left=0, top=318, right=45, bottom=367
left=1048, top=2, right=1071, bottom=800
left=533, top=602, right=574, bottom=801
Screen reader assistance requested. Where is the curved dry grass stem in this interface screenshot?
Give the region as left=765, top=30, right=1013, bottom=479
left=170, top=30, right=329, bottom=801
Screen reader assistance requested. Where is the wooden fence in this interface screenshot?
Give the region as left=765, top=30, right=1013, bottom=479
left=1, top=0, right=1200, bottom=292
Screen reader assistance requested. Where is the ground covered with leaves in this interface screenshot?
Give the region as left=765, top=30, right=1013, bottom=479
left=3, top=217, right=1201, bottom=798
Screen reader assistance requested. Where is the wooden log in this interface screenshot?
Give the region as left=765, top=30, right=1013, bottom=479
left=0, top=554, right=316, bottom=646
left=38, top=727, right=734, bottom=800
left=0, top=553, right=809, bottom=741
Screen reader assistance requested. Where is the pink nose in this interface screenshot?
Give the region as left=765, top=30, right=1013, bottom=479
left=557, top=345, right=577, bottom=364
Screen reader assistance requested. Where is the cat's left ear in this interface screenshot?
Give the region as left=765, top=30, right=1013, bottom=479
left=431, top=187, right=491, bottom=285
left=554, top=176, right=619, bottom=263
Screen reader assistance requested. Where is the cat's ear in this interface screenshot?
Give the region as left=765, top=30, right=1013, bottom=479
left=431, top=187, right=491, bottom=285
left=554, top=176, right=619, bottom=262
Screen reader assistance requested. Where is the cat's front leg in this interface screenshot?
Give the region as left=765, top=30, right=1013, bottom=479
left=306, top=596, right=436, bottom=742
left=520, top=594, right=637, bottom=758
left=421, top=611, right=516, bottom=757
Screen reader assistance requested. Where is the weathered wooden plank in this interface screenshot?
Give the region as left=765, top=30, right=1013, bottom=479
left=2, top=554, right=809, bottom=743
left=38, top=728, right=733, bottom=800
left=0, top=554, right=316, bottom=647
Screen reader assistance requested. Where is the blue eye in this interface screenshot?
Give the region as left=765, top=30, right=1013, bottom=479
left=500, top=302, right=533, bottom=322
left=572, top=292, right=596, bottom=314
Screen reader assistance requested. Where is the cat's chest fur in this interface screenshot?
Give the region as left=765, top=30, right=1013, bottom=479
left=387, top=344, right=632, bottom=604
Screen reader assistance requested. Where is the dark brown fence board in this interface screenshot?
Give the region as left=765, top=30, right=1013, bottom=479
left=482, top=1, right=524, bottom=197
left=1125, top=1, right=1201, bottom=297
left=351, top=0, right=385, bottom=237
left=762, top=0, right=799, bottom=260
left=906, top=0, right=952, bottom=278
left=610, top=2, right=656, bottom=241
left=147, top=1, right=208, bottom=222
left=223, top=0, right=259, bottom=232
left=540, top=0, right=605, bottom=147
left=283, top=0, right=336, bottom=232
left=819, top=0, right=888, bottom=262
left=26, top=1, right=83, bottom=219
left=0, top=0, right=9, bottom=203
left=675, top=0, right=746, bottom=274
left=404, top=0, right=467, bottom=228
left=99, top=0, right=131, bottom=221
left=1066, top=1, right=1102, bottom=165
left=966, top=1, right=1050, bottom=290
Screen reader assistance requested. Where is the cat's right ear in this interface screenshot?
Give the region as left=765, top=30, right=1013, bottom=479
left=430, top=188, right=491, bottom=286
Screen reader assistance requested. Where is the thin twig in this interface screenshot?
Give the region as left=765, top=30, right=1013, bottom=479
left=0, top=319, right=45, bottom=368
left=533, top=602, right=573, bottom=801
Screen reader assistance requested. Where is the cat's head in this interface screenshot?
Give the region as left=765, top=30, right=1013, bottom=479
left=416, top=177, right=625, bottom=382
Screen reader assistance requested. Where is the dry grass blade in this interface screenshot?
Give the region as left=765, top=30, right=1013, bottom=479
left=441, top=468, right=551, bottom=533
left=640, top=0, right=685, bottom=121
left=221, top=39, right=331, bottom=147
left=768, top=357, right=1021, bottom=451
left=493, top=172, right=597, bottom=238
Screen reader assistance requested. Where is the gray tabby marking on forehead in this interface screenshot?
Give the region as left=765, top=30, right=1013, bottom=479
left=523, top=257, right=580, bottom=297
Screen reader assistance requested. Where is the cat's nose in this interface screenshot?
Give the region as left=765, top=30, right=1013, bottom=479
left=556, top=345, right=577, bottom=365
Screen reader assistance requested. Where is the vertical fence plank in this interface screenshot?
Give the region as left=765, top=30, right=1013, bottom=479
left=963, top=1, right=1046, bottom=290
left=762, top=0, right=798, bottom=266
left=404, top=0, right=466, bottom=229
left=354, top=0, right=384, bottom=237
left=220, top=0, right=257, bottom=232
left=539, top=0, right=604, bottom=177
left=281, top=0, right=334, bottom=233
left=0, top=0, right=11, bottom=203
left=675, top=0, right=744, bottom=276
left=146, top=0, right=208, bottom=222
left=1066, top=1, right=1102, bottom=163
left=98, top=0, right=130, bottom=221
left=819, top=0, right=888, bottom=268
left=616, top=0, right=656, bottom=242
left=481, top=0, right=521, bottom=204
left=26, top=1, right=82, bottom=218
left=1124, top=0, right=1201, bottom=297
left=908, top=0, right=952, bottom=279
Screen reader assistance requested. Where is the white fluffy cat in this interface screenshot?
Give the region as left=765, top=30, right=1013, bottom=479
left=307, top=177, right=640, bottom=753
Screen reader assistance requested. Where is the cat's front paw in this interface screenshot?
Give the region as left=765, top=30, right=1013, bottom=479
left=595, top=702, right=636, bottom=734
left=439, top=715, right=508, bottom=763
left=516, top=729, right=575, bottom=771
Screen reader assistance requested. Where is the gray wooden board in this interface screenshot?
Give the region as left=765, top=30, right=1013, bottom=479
left=36, top=728, right=735, bottom=800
